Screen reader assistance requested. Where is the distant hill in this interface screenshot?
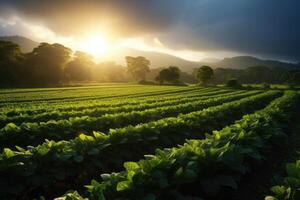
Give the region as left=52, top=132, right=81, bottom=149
left=0, top=35, right=39, bottom=52
left=210, top=56, right=299, bottom=70
left=110, top=48, right=200, bottom=72
left=105, top=44, right=300, bottom=71
left=111, top=52, right=299, bottom=72
left=1, top=35, right=298, bottom=71
left=200, top=58, right=221, bottom=63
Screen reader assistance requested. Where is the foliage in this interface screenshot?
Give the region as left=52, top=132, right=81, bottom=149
left=1, top=40, right=299, bottom=86
left=0, top=87, right=219, bottom=126
left=0, top=89, right=280, bottom=199
left=0, top=84, right=299, bottom=199
left=155, top=66, right=181, bottom=84
left=58, top=91, right=299, bottom=200
left=25, top=43, right=72, bottom=85
left=265, top=160, right=300, bottom=200
left=126, top=56, right=150, bottom=81
left=0, top=90, right=260, bottom=148
left=213, top=66, right=300, bottom=85
left=193, top=66, right=214, bottom=86
left=0, top=41, right=24, bottom=86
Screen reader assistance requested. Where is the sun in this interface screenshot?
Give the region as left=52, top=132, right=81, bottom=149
left=80, top=34, right=110, bottom=57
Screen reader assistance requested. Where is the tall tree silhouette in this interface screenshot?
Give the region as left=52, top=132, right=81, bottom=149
left=25, top=43, right=72, bottom=85
left=0, top=41, right=24, bottom=85
left=155, top=66, right=181, bottom=84
left=194, top=66, right=214, bottom=86
left=126, top=56, right=150, bottom=81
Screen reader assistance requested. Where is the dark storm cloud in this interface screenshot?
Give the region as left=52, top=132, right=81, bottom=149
left=159, top=0, right=300, bottom=61
left=0, top=0, right=299, bottom=61
left=0, top=0, right=187, bottom=36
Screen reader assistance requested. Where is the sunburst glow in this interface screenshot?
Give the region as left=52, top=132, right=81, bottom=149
left=79, top=34, right=110, bottom=57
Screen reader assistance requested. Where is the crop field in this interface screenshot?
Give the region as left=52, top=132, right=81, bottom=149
left=0, top=84, right=299, bottom=200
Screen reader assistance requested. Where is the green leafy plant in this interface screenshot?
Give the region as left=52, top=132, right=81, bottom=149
left=56, top=91, right=299, bottom=200
left=266, top=160, right=300, bottom=200
left=0, top=90, right=280, bottom=199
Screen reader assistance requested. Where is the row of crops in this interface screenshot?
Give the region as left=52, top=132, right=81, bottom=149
left=0, top=84, right=299, bottom=199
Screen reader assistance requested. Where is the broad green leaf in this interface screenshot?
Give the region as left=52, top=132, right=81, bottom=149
left=78, top=133, right=94, bottom=142
left=124, top=162, right=139, bottom=171
left=47, top=140, right=56, bottom=148
left=58, top=191, right=87, bottom=200
left=3, top=148, right=15, bottom=158
left=37, top=146, right=50, bottom=156
left=79, top=133, right=87, bottom=141
left=116, top=181, right=132, bottom=191
left=215, top=132, right=221, bottom=140
left=127, top=171, right=135, bottom=181
left=15, top=146, right=26, bottom=153
left=93, top=131, right=107, bottom=139
left=175, top=167, right=183, bottom=177
left=271, top=185, right=287, bottom=196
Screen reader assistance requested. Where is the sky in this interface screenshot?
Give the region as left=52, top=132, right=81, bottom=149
left=0, top=0, right=299, bottom=62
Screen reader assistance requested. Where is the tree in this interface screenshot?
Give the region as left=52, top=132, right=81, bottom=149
left=194, top=65, right=214, bottom=86
left=0, top=41, right=24, bottom=85
left=65, top=51, right=94, bottom=82
left=155, top=66, right=181, bottom=84
left=25, top=43, right=72, bottom=85
left=125, top=56, right=150, bottom=81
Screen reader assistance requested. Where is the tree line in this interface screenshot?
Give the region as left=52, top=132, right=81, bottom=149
left=0, top=40, right=299, bottom=87
left=214, top=66, right=300, bottom=85
left=0, top=41, right=87, bottom=86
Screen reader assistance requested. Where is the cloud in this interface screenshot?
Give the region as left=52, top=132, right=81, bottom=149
left=0, top=0, right=187, bottom=37
left=0, top=0, right=299, bottom=61
left=157, top=0, right=300, bottom=61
